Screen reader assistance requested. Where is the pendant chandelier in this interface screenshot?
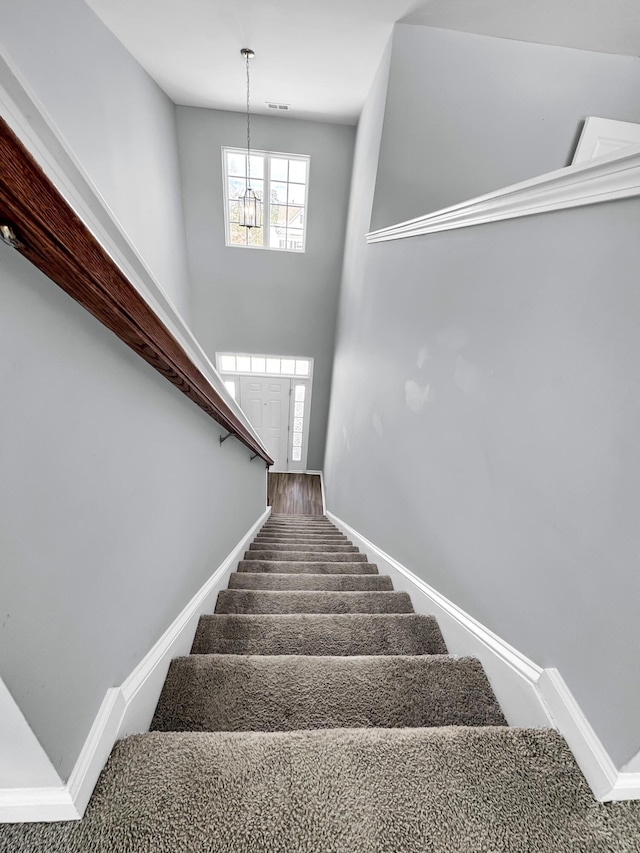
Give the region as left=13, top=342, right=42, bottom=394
left=239, top=48, right=262, bottom=229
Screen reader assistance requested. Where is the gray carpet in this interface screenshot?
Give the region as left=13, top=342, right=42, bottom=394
left=191, top=613, right=448, bottom=655
left=214, top=589, right=414, bottom=614
left=249, top=541, right=358, bottom=552
left=237, top=559, right=379, bottom=573
left=228, top=571, right=393, bottom=590
left=4, top=512, right=639, bottom=851
left=151, top=654, right=507, bottom=732
left=3, top=729, right=640, bottom=853
left=243, top=549, right=368, bottom=562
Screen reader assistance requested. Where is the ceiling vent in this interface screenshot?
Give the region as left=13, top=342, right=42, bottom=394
left=266, top=102, right=291, bottom=112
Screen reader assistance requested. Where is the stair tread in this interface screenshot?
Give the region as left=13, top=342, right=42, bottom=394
left=237, top=560, right=379, bottom=574
left=228, top=572, right=393, bottom=591
left=192, top=613, right=448, bottom=655
left=243, top=550, right=368, bottom=561
left=249, top=542, right=358, bottom=552
left=4, top=729, right=638, bottom=852
left=215, top=589, right=413, bottom=614
left=151, top=654, right=507, bottom=732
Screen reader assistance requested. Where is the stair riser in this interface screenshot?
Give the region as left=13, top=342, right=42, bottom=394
left=151, top=655, right=506, bottom=733
left=214, top=590, right=414, bottom=614
left=191, top=613, right=448, bottom=656
left=236, top=561, right=379, bottom=574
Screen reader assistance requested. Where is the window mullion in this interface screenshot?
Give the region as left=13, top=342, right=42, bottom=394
left=264, top=154, right=271, bottom=249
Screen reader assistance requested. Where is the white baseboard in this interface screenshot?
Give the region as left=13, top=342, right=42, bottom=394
left=0, top=508, right=270, bottom=823
left=327, top=511, right=640, bottom=802
left=537, top=669, right=640, bottom=802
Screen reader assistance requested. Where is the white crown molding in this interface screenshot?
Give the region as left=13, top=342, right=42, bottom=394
left=0, top=508, right=270, bottom=823
left=366, top=143, right=640, bottom=244
left=326, top=511, right=640, bottom=802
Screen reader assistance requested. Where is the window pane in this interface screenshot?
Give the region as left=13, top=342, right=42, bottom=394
left=289, top=159, right=307, bottom=184
left=293, top=418, right=303, bottom=432
left=271, top=158, right=288, bottom=181
left=281, top=359, right=295, bottom=374
left=286, top=208, right=304, bottom=230
left=295, top=384, right=305, bottom=402
left=270, top=205, right=286, bottom=232
left=229, top=223, right=248, bottom=245
left=224, top=380, right=236, bottom=399
left=228, top=200, right=240, bottom=223
left=219, top=355, right=236, bottom=372
left=229, top=177, right=248, bottom=200
left=287, top=184, right=306, bottom=206
left=237, top=356, right=251, bottom=372
left=248, top=226, right=264, bottom=247
left=292, top=447, right=302, bottom=462
left=293, top=433, right=302, bottom=447
left=245, top=179, right=263, bottom=199
left=251, top=357, right=266, bottom=373
left=271, top=181, right=288, bottom=203
left=295, top=360, right=309, bottom=376
left=228, top=152, right=246, bottom=177
left=294, top=402, right=304, bottom=417
left=266, top=358, right=281, bottom=374
left=248, top=154, right=264, bottom=180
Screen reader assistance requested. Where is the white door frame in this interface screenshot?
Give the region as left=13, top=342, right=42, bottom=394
left=216, top=353, right=314, bottom=473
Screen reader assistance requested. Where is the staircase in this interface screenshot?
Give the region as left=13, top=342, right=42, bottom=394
left=3, top=514, right=640, bottom=851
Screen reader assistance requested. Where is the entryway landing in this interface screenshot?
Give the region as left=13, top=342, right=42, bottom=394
left=267, top=473, right=323, bottom=516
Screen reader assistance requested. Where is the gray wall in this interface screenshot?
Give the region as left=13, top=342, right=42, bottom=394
left=0, top=244, right=266, bottom=780
left=325, top=24, right=640, bottom=768
left=371, top=25, right=640, bottom=230
left=0, top=0, right=265, bottom=781
left=0, top=0, right=191, bottom=320
left=176, top=107, right=354, bottom=469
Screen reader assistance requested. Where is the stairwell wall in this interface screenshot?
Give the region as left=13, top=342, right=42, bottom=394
left=0, top=0, right=266, bottom=784
left=175, top=108, right=355, bottom=470
left=324, top=24, right=640, bottom=769
left=0, top=0, right=191, bottom=321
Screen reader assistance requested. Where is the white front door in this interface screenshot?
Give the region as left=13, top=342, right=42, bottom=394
left=239, top=376, right=290, bottom=472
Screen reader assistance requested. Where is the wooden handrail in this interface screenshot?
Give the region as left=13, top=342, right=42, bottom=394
left=0, top=118, right=273, bottom=466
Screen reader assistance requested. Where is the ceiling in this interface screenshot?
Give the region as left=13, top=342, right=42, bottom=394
left=84, top=0, right=640, bottom=125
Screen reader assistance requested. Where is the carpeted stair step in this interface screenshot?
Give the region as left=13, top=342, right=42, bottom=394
left=214, top=589, right=413, bottom=614
left=191, top=613, right=448, bottom=655
left=243, top=550, right=368, bottom=562
left=259, top=523, right=342, bottom=531
left=264, top=518, right=336, bottom=527
left=237, top=559, right=379, bottom=574
left=249, top=541, right=358, bottom=553
left=5, top=729, right=638, bottom=853
left=227, top=572, right=393, bottom=591
left=253, top=533, right=349, bottom=543
left=151, top=654, right=506, bottom=732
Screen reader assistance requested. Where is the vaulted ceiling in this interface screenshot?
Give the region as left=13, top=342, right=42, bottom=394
left=84, top=0, right=640, bottom=125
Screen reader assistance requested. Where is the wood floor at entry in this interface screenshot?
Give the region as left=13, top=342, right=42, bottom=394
left=268, top=473, right=323, bottom=515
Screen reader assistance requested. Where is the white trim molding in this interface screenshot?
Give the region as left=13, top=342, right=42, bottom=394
left=326, top=511, right=640, bottom=802
left=0, top=508, right=270, bottom=823
left=366, top=143, right=640, bottom=243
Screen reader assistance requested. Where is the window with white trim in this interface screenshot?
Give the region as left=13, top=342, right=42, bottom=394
left=222, top=147, right=309, bottom=252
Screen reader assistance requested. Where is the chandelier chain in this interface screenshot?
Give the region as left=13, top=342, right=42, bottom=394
left=246, top=50, right=251, bottom=186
